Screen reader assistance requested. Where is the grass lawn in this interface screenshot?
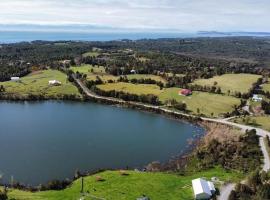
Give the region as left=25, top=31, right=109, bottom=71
left=192, top=74, right=261, bottom=94
left=7, top=167, right=243, bottom=200
left=97, top=82, right=163, bottom=96
left=159, top=88, right=241, bottom=117
left=231, top=116, right=270, bottom=131
left=125, top=74, right=167, bottom=83
left=1, top=70, right=81, bottom=98
left=262, top=83, right=270, bottom=93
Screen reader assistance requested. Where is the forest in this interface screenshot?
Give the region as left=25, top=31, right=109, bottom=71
left=0, top=37, right=270, bottom=82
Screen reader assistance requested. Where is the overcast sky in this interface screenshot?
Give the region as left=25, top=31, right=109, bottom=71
left=0, top=0, right=269, bottom=32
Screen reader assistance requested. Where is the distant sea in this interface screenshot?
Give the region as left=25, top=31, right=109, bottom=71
left=0, top=30, right=269, bottom=43
left=0, top=31, right=199, bottom=43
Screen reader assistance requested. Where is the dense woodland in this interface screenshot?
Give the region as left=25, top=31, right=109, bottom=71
left=0, top=37, right=270, bottom=82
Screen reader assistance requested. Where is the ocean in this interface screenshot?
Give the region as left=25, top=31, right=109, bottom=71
left=0, top=31, right=198, bottom=43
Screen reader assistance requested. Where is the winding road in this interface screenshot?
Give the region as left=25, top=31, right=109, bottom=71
left=74, top=77, right=270, bottom=200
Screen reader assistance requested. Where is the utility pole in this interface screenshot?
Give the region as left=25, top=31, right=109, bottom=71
left=80, top=177, right=84, bottom=194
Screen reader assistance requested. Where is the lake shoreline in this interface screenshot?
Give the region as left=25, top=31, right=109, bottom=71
left=0, top=100, right=207, bottom=189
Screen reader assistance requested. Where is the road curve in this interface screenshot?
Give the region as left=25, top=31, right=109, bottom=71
left=75, top=78, right=270, bottom=200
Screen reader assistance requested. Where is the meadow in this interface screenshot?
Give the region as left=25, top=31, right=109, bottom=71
left=6, top=167, right=243, bottom=200
left=71, top=65, right=167, bottom=83
left=82, top=51, right=100, bottom=57
left=71, top=65, right=119, bottom=82
left=97, top=82, right=163, bottom=96
left=126, top=74, right=167, bottom=83
left=0, top=70, right=81, bottom=98
left=97, top=82, right=241, bottom=117
left=192, top=74, right=261, bottom=94
left=159, top=88, right=241, bottom=117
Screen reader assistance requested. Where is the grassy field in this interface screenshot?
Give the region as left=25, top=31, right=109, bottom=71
left=125, top=74, right=167, bottom=83
left=82, top=51, right=100, bottom=57
left=97, top=82, right=240, bottom=117
left=159, top=88, right=241, bottom=117
left=0, top=70, right=81, bottom=98
left=97, top=82, right=163, bottom=96
left=7, top=167, right=243, bottom=200
left=192, top=74, right=261, bottom=94
left=231, top=116, right=270, bottom=131
left=262, top=83, right=270, bottom=92
left=71, top=65, right=118, bottom=82
left=70, top=65, right=106, bottom=74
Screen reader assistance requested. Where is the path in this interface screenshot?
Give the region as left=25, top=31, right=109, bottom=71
left=74, top=77, right=270, bottom=200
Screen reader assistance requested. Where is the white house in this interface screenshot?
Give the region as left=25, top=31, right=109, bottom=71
left=130, top=69, right=136, bottom=74
left=252, top=94, right=263, bottom=102
left=48, top=80, right=61, bottom=86
left=11, top=77, right=20, bottom=82
left=192, top=178, right=214, bottom=200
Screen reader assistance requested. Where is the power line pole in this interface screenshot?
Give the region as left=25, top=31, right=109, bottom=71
left=80, top=177, right=84, bottom=194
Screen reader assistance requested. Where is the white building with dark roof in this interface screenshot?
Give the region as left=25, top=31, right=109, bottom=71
left=192, top=178, right=214, bottom=200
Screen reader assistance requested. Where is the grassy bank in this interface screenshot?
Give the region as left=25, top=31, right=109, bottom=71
left=7, top=167, right=243, bottom=200
left=0, top=70, right=81, bottom=99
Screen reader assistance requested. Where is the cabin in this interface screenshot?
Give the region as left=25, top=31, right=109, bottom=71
left=11, top=77, right=20, bottom=82
left=179, top=89, right=192, bottom=96
left=48, top=80, right=61, bottom=86
left=252, top=94, right=263, bottom=102
left=192, top=178, right=215, bottom=200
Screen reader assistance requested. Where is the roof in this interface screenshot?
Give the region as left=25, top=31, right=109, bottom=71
left=179, top=89, right=192, bottom=95
left=207, top=181, right=216, bottom=192
left=192, top=178, right=212, bottom=196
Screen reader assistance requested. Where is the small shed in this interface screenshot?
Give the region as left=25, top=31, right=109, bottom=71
left=192, top=178, right=212, bottom=200
left=179, top=89, right=192, bottom=96
left=252, top=94, right=263, bottom=102
left=49, top=80, right=61, bottom=86
left=11, top=77, right=20, bottom=82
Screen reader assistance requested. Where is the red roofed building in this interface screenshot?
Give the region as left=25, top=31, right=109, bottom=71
left=179, top=89, right=192, bottom=96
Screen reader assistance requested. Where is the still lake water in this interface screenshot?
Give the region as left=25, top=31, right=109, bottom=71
left=0, top=101, right=204, bottom=185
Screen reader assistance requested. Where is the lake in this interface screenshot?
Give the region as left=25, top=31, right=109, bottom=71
left=0, top=101, right=205, bottom=185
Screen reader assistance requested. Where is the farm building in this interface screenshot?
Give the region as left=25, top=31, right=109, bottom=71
left=10, top=77, right=20, bottom=82
left=48, top=80, right=61, bottom=86
left=192, top=178, right=215, bottom=200
left=179, top=89, right=192, bottom=96
left=252, top=94, right=263, bottom=102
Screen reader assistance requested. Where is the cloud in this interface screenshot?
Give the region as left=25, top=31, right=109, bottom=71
left=0, top=0, right=269, bottom=31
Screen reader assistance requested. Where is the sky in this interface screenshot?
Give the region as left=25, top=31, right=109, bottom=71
left=0, top=0, right=269, bottom=32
